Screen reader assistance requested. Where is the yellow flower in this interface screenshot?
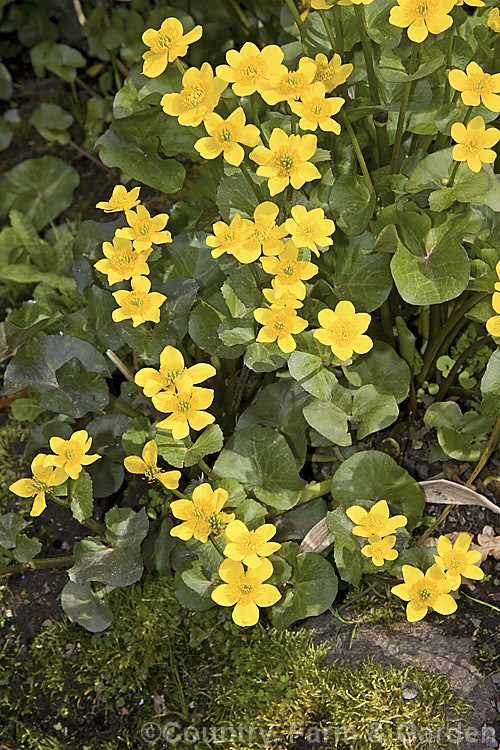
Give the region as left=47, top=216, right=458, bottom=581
left=211, top=558, right=281, bottom=627
left=313, top=301, right=373, bottom=361
left=123, top=439, right=181, bottom=489
left=389, top=0, right=455, bottom=43
left=346, top=499, right=407, bottom=538
left=261, top=239, right=318, bottom=297
left=308, top=53, right=353, bottom=93
left=94, top=237, right=150, bottom=286
left=361, top=534, right=399, bottom=566
left=391, top=564, right=457, bottom=622
left=170, top=484, right=234, bottom=543
left=451, top=116, right=500, bottom=173
left=245, top=202, right=288, bottom=260
left=337, top=0, right=375, bottom=6
left=160, top=63, right=227, bottom=127
left=195, top=107, right=259, bottom=167
left=142, top=17, right=203, bottom=78
left=112, top=275, right=166, bottom=327
left=488, top=7, right=500, bottom=31
left=135, top=345, right=215, bottom=398
left=215, top=42, right=284, bottom=97
left=206, top=214, right=254, bottom=262
left=250, top=128, right=320, bottom=196
left=223, top=520, right=281, bottom=568
left=454, top=0, right=484, bottom=7
left=486, top=292, right=500, bottom=337
left=261, top=58, right=316, bottom=106
left=284, top=205, right=335, bottom=257
left=434, top=533, right=484, bottom=590
left=95, top=185, right=141, bottom=213
left=153, top=372, right=215, bottom=439
left=115, top=205, right=172, bottom=253
left=44, top=430, right=101, bottom=480
left=254, top=305, right=308, bottom=353
left=262, top=281, right=305, bottom=308
left=9, top=454, right=67, bottom=517
left=290, top=82, right=344, bottom=134
left=448, top=62, right=500, bottom=112
left=311, top=0, right=333, bottom=7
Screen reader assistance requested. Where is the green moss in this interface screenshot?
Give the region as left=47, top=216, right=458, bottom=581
left=0, top=573, right=469, bottom=750
left=0, top=418, right=28, bottom=512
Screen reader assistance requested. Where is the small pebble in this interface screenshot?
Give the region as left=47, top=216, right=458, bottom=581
left=401, top=681, right=418, bottom=700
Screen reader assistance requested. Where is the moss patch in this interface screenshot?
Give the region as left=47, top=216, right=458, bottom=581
left=0, top=418, right=28, bottom=513
left=0, top=573, right=469, bottom=750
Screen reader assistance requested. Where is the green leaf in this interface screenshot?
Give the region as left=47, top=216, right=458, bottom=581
left=342, top=340, right=411, bottom=403
left=429, top=166, right=493, bottom=213
left=87, top=456, right=124, bottom=500
left=189, top=301, right=245, bottom=359
left=156, top=430, right=187, bottom=469
left=95, top=110, right=186, bottom=193
left=302, top=398, right=352, bottom=446
left=174, top=558, right=214, bottom=611
left=480, top=348, right=500, bottom=418
left=218, top=317, right=255, bottom=347
left=68, top=508, right=148, bottom=587
left=424, top=402, right=493, bottom=462
left=274, top=498, right=327, bottom=542
left=0, top=264, right=76, bottom=292
left=69, top=471, right=94, bottom=523
left=151, top=516, right=177, bottom=574
left=61, top=581, right=113, bottom=633
left=9, top=397, right=44, bottom=422
left=13, top=534, right=42, bottom=563
left=287, top=350, right=339, bottom=401
left=405, top=148, right=453, bottom=193
left=0, top=118, right=12, bottom=151
left=244, top=342, right=287, bottom=372
left=213, top=425, right=306, bottom=510
left=183, top=424, right=224, bottom=468
left=217, top=173, right=259, bottom=221
left=30, top=42, right=85, bottom=82
left=351, top=384, right=399, bottom=439
left=331, top=450, right=425, bottom=530
left=236, top=380, right=309, bottom=466
left=394, top=211, right=431, bottom=255
left=328, top=175, right=375, bottom=236
left=29, top=103, right=73, bottom=143
left=318, top=233, right=392, bottom=312
left=0, top=513, right=26, bottom=549
left=390, top=237, right=470, bottom=305
left=326, top=506, right=363, bottom=587
left=270, top=553, right=338, bottom=630
left=365, top=0, right=401, bottom=47
left=0, top=156, right=79, bottom=230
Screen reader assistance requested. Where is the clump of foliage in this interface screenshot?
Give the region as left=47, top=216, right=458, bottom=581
left=0, top=0, right=498, bottom=636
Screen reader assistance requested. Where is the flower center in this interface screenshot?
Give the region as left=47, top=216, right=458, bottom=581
left=32, top=477, right=50, bottom=492
left=192, top=506, right=206, bottom=519
left=412, top=580, right=438, bottom=607
left=117, top=251, right=133, bottom=267
left=465, top=137, right=481, bottom=153
left=139, top=221, right=151, bottom=237
left=177, top=398, right=192, bottom=412
left=65, top=448, right=75, bottom=459
left=282, top=263, right=296, bottom=276
left=219, top=126, right=233, bottom=143
left=145, top=466, right=157, bottom=481
left=275, top=149, right=297, bottom=176
left=207, top=514, right=225, bottom=533
left=129, top=293, right=144, bottom=308
left=163, top=367, right=182, bottom=386
left=156, top=32, right=174, bottom=50
left=364, top=514, right=386, bottom=532
left=472, top=75, right=489, bottom=93
left=282, top=72, right=304, bottom=97
left=313, top=102, right=324, bottom=116
left=240, top=583, right=254, bottom=594
left=415, top=1, right=428, bottom=14
left=240, top=57, right=263, bottom=81
left=444, top=551, right=466, bottom=572
left=180, top=82, right=207, bottom=109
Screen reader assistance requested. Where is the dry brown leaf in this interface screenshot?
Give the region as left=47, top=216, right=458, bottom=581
left=419, top=479, right=500, bottom=515
left=299, top=517, right=334, bottom=554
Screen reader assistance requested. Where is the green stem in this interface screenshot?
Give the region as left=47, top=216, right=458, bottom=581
left=239, top=161, right=264, bottom=202
left=0, top=555, right=75, bottom=578
left=380, top=299, right=395, bottom=348
left=297, top=479, right=332, bottom=506
left=83, top=517, right=106, bottom=537
left=436, top=335, right=491, bottom=401
left=284, top=0, right=303, bottom=28
left=441, top=27, right=455, bottom=107
left=416, top=293, right=488, bottom=386
left=354, top=5, right=390, bottom=165
left=332, top=5, right=344, bottom=56
left=220, top=0, right=251, bottom=34
left=198, top=458, right=220, bottom=482
left=108, top=394, right=143, bottom=419
left=340, top=112, right=374, bottom=194
left=250, top=95, right=269, bottom=149
left=319, top=9, right=338, bottom=51
left=210, top=535, right=225, bottom=558
left=174, top=58, right=187, bottom=77
left=390, top=44, right=421, bottom=174
left=106, top=349, right=137, bottom=386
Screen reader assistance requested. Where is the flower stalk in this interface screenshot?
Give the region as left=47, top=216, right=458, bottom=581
left=390, top=43, right=421, bottom=174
